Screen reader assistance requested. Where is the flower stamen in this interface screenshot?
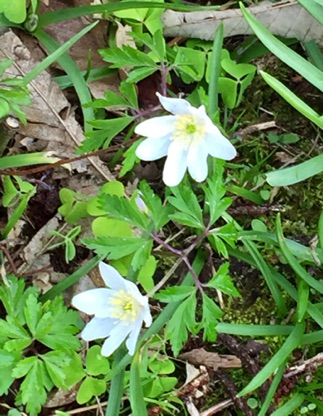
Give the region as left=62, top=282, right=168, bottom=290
left=172, top=115, right=205, bottom=147
left=109, top=290, right=141, bottom=322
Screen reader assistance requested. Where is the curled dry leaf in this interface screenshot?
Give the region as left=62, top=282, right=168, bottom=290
left=180, top=348, right=241, bottom=371
left=162, top=0, right=323, bottom=45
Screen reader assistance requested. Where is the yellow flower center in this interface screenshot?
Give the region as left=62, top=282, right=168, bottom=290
left=109, top=290, right=141, bottom=322
left=172, top=114, right=205, bottom=147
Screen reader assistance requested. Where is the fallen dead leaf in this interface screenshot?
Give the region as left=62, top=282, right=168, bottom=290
left=180, top=348, right=241, bottom=371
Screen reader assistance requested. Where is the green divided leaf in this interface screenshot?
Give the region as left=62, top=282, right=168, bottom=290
left=201, top=293, right=222, bottom=341
left=82, top=116, right=134, bottom=152
left=14, top=359, right=47, bottom=416
left=84, top=236, right=148, bottom=258
left=168, top=183, right=204, bottom=229
left=24, top=294, right=42, bottom=336
left=100, top=45, right=156, bottom=68
left=41, top=351, right=72, bottom=388
left=0, top=276, right=37, bottom=321
left=206, top=262, right=240, bottom=297
left=98, top=194, right=150, bottom=229
left=154, top=286, right=195, bottom=303
left=139, top=180, right=172, bottom=230
left=0, top=350, right=21, bottom=395
left=165, top=293, right=197, bottom=356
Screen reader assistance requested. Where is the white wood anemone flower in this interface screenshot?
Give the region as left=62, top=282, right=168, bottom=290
left=72, top=262, right=152, bottom=356
left=135, top=93, right=237, bottom=187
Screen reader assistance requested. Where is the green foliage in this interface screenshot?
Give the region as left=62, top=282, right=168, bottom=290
left=0, top=59, right=31, bottom=122
left=1, top=176, right=36, bottom=239
left=168, top=181, right=204, bottom=229
left=216, top=56, right=256, bottom=109
left=113, top=0, right=165, bottom=34
left=140, top=353, right=177, bottom=399
left=76, top=345, right=110, bottom=404
left=48, top=226, right=81, bottom=263
left=0, top=277, right=84, bottom=415
left=164, top=292, right=197, bottom=356
left=58, top=188, right=90, bottom=225
left=0, top=0, right=26, bottom=24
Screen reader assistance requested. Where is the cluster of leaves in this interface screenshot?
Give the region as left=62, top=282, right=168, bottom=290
left=0, top=59, right=31, bottom=123
left=1, top=176, right=36, bottom=239
left=81, top=29, right=256, bottom=156
left=0, top=277, right=84, bottom=415
left=57, top=162, right=241, bottom=357
left=0, top=0, right=322, bottom=415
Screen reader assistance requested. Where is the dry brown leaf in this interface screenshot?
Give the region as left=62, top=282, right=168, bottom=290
left=39, top=0, right=120, bottom=101
left=162, top=0, right=323, bottom=45
left=0, top=30, right=115, bottom=181
left=180, top=348, right=241, bottom=371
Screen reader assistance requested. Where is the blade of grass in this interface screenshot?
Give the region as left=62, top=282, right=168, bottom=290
left=129, top=350, right=147, bottom=416
left=240, top=2, right=323, bottom=92
left=258, top=361, right=286, bottom=416
left=33, top=28, right=95, bottom=132
left=297, top=280, right=309, bottom=322
left=2, top=195, right=32, bottom=239
left=303, top=40, right=323, bottom=71
left=226, top=185, right=264, bottom=205
left=216, top=323, right=294, bottom=336
left=228, top=247, right=323, bottom=328
left=319, top=210, right=323, bottom=251
left=40, top=255, right=102, bottom=302
left=23, top=21, right=98, bottom=84
left=223, top=213, right=287, bottom=316
left=238, top=230, right=323, bottom=264
left=54, top=66, right=116, bottom=89
left=106, top=346, right=126, bottom=416
left=266, top=153, right=323, bottom=186
left=38, top=2, right=221, bottom=27
left=0, top=153, right=59, bottom=169
left=270, top=392, right=305, bottom=416
left=297, top=0, right=323, bottom=26
left=301, top=330, right=323, bottom=344
left=208, top=22, right=223, bottom=116
left=276, top=213, right=323, bottom=294
left=237, top=322, right=305, bottom=397
left=260, top=71, right=323, bottom=129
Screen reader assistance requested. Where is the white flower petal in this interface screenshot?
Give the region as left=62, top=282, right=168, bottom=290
left=99, top=262, right=128, bottom=290
left=125, top=319, right=142, bottom=355
left=190, top=104, right=208, bottom=121
left=101, top=324, right=131, bottom=356
left=81, top=317, right=116, bottom=341
left=157, top=92, right=192, bottom=115
left=142, top=302, right=153, bottom=327
left=205, top=128, right=237, bottom=160
left=72, top=288, right=111, bottom=317
left=122, top=279, right=148, bottom=303
left=163, top=141, right=188, bottom=187
left=136, top=135, right=171, bottom=161
left=187, top=142, right=209, bottom=182
left=135, top=115, right=175, bottom=138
